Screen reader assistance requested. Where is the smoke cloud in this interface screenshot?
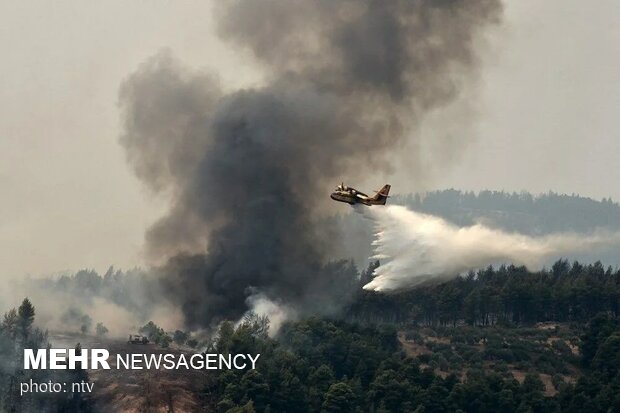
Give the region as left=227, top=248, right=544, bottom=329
left=362, top=205, right=620, bottom=291
left=119, top=0, right=503, bottom=327
left=244, top=291, right=294, bottom=337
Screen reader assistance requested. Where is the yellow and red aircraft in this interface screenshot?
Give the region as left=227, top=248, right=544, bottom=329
left=330, top=183, right=391, bottom=206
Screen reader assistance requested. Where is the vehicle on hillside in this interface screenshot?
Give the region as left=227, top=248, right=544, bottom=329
left=128, top=334, right=149, bottom=344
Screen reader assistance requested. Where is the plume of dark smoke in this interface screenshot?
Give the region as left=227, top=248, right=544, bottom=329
left=119, top=0, right=502, bottom=328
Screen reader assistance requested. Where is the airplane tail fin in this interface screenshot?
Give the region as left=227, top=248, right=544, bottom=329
left=371, top=184, right=391, bottom=205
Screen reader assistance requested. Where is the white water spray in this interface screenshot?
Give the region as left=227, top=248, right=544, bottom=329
left=359, top=205, right=620, bottom=292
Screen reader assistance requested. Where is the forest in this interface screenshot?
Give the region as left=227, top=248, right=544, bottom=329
left=206, top=260, right=620, bottom=413
left=2, top=259, right=619, bottom=412
left=350, top=259, right=620, bottom=326
left=399, top=190, right=620, bottom=234
left=1, top=191, right=619, bottom=411
left=0, top=299, right=92, bottom=412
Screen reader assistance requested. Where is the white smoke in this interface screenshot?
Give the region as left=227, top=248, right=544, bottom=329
left=359, top=205, right=620, bottom=292
left=244, top=292, right=296, bottom=337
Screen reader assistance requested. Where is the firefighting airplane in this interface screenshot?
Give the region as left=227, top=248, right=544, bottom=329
left=330, top=183, right=391, bottom=206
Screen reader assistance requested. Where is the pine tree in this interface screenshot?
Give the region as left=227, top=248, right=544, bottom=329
left=18, top=298, right=35, bottom=339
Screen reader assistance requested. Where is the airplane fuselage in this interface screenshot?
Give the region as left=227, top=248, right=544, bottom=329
left=330, top=191, right=372, bottom=205
left=330, top=184, right=391, bottom=206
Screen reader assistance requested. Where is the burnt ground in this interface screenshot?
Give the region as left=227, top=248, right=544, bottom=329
left=50, top=333, right=214, bottom=412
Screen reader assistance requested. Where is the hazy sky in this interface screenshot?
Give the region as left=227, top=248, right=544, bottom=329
left=1, top=0, right=619, bottom=278
left=438, top=0, right=620, bottom=197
